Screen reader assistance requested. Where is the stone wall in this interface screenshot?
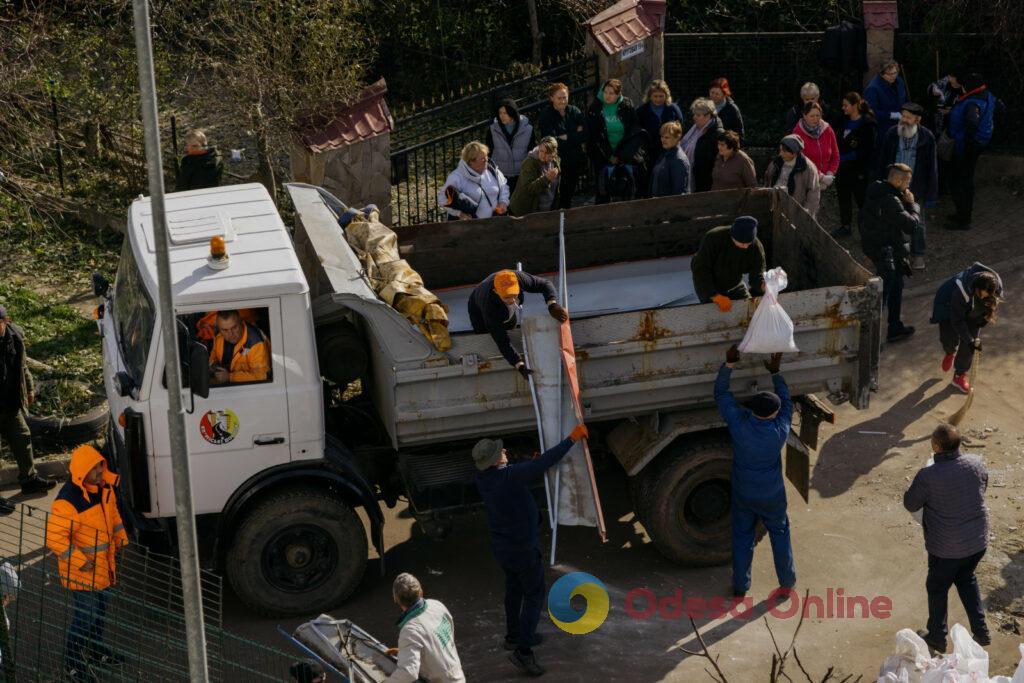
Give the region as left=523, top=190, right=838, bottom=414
left=588, top=33, right=664, bottom=105
left=290, top=134, right=393, bottom=225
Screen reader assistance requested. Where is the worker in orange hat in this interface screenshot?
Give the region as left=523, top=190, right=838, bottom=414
left=467, top=270, right=568, bottom=377
left=46, top=445, right=129, bottom=681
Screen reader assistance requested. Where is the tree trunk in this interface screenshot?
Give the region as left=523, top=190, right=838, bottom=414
left=251, top=104, right=277, bottom=205
left=82, top=120, right=102, bottom=159
left=526, top=0, right=542, bottom=64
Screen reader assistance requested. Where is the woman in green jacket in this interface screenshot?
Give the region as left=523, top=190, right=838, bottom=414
left=537, top=82, right=586, bottom=209
left=509, top=137, right=561, bottom=217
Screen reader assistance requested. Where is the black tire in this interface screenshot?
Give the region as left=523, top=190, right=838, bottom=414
left=25, top=380, right=109, bottom=446
left=226, top=487, right=368, bottom=617
left=631, top=437, right=743, bottom=567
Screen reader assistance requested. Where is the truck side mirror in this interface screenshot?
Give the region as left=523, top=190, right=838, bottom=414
left=92, top=272, right=110, bottom=298
left=189, top=342, right=210, bottom=400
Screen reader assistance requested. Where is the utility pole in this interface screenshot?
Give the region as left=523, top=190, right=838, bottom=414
left=130, top=2, right=210, bottom=680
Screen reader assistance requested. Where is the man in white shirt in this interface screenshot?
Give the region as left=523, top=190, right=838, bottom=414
left=384, top=573, right=465, bottom=683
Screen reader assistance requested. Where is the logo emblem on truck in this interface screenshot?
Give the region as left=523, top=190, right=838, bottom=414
left=548, top=572, right=609, bottom=635
left=199, top=409, right=240, bottom=445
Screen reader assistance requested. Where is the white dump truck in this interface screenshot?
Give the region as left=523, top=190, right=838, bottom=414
left=94, top=182, right=880, bottom=615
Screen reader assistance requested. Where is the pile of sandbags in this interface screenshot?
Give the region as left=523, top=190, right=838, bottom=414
left=343, top=208, right=451, bottom=352
left=876, top=624, right=1024, bottom=683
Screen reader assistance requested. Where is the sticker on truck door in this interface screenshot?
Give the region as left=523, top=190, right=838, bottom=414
left=199, top=409, right=240, bottom=445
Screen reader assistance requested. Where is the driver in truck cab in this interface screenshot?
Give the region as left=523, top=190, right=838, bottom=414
left=208, top=309, right=270, bottom=385
left=468, top=270, right=569, bottom=378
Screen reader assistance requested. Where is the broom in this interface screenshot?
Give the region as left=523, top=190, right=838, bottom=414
left=948, top=349, right=980, bottom=426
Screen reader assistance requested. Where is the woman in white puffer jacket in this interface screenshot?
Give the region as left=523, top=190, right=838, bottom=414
left=437, top=141, right=510, bottom=220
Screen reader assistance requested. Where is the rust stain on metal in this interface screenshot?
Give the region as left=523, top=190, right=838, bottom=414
left=478, top=361, right=492, bottom=371
left=634, top=310, right=672, bottom=343
left=575, top=349, right=590, bottom=361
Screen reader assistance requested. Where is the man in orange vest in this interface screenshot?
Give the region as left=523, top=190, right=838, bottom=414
left=209, top=309, right=270, bottom=384
left=46, top=445, right=129, bottom=682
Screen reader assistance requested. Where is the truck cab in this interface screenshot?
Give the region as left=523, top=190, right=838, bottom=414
left=100, top=184, right=382, bottom=616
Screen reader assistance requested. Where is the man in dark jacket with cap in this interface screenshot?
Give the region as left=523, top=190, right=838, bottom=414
left=715, top=346, right=795, bottom=597
left=875, top=102, right=937, bottom=271
left=474, top=423, right=588, bottom=677
left=691, top=216, right=766, bottom=312
left=862, top=163, right=922, bottom=342
left=0, top=306, right=56, bottom=512
left=468, top=270, right=568, bottom=378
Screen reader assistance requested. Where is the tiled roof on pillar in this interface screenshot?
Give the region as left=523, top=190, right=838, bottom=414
left=296, top=78, right=394, bottom=153
left=587, top=0, right=667, bottom=56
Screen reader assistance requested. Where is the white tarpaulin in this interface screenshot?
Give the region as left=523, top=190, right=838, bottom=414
left=522, top=314, right=599, bottom=528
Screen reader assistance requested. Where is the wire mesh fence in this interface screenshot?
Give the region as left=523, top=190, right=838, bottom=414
left=389, top=56, right=598, bottom=226
left=894, top=33, right=1023, bottom=152
left=664, top=32, right=865, bottom=150
left=0, top=504, right=297, bottom=682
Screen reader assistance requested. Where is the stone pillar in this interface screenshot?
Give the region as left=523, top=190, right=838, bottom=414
left=320, top=133, right=393, bottom=225
left=587, top=32, right=664, bottom=104
left=863, top=1, right=898, bottom=83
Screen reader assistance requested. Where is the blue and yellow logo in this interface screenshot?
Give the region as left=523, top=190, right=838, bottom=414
left=547, top=572, right=610, bottom=635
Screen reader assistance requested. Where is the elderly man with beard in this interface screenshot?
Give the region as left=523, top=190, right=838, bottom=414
left=876, top=102, right=937, bottom=271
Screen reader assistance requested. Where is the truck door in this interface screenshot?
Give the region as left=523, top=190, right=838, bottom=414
left=148, top=300, right=290, bottom=516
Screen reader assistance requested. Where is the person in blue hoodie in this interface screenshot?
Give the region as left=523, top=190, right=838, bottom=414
left=714, top=346, right=795, bottom=598
left=947, top=73, right=999, bottom=230
left=863, top=60, right=909, bottom=145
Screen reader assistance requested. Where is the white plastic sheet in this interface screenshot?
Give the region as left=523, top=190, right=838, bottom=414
left=876, top=624, right=1024, bottom=683
left=738, top=267, right=799, bottom=354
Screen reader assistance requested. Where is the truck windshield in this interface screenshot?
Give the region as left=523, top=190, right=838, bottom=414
left=113, top=239, right=155, bottom=384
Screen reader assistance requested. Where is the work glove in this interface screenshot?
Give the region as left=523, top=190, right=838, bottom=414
left=548, top=302, right=569, bottom=323
left=726, top=344, right=740, bottom=365
left=570, top=423, right=589, bottom=442
left=764, top=352, right=783, bottom=375
left=971, top=338, right=982, bottom=352
left=515, top=362, right=534, bottom=379
left=712, top=294, right=733, bottom=313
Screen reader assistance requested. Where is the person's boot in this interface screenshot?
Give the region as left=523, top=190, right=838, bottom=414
left=941, top=353, right=956, bottom=373
left=20, top=474, right=56, bottom=495
left=974, top=631, right=991, bottom=647
left=952, top=373, right=971, bottom=394
left=510, top=649, right=545, bottom=676
left=886, top=325, right=915, bottom=343
left=916, top=629, right=946, bottom=655
left=0, top=498, right=14, bottom=516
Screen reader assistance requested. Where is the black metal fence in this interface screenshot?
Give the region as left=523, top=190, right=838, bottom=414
left=1, top=504, right=298, bottom=682
left=390, top=56, right=598, bottom=226
left=664, top=32, right=865, bottom=149
left=895, top=33, right=1023, bottom=151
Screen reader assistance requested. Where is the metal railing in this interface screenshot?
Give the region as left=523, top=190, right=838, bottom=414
left=0, top=504, right=297, bottom=682
left=390, top=56, right=598, bottom=226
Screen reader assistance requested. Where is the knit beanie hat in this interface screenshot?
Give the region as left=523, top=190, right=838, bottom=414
left=780, top=135, right=804, bottom=154
left=472, top=438, right=504, bottom=470
left=749, top=392, right=782, bottom=418
left=493, top=271, right=520, bottom=298
left=730, top=216, right=758, bottom=244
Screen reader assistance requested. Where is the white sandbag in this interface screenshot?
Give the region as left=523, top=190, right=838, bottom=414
left=737, top=267, right=799, bottom=354
left=875, top=624, right=1024, bottom=683
left=951, top=623, right=989, bottom=678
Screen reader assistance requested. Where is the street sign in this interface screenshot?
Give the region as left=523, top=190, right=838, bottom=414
left=619, top=41, right=645, bottom=61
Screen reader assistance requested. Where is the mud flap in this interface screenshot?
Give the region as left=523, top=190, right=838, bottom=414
left=785, top=434, right=810, bottom=504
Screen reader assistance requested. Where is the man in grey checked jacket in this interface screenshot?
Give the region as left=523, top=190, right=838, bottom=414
left=903, top=423, right=990, bottom=653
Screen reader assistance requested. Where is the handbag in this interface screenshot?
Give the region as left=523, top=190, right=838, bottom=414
left=937, top=131, right=956, bottom=162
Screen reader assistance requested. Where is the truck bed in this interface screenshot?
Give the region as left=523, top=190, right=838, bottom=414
left=288, top=186, right=881, bottom=450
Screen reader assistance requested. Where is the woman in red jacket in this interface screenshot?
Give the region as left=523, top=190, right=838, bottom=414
left=792, top=100, right=839, bottom=192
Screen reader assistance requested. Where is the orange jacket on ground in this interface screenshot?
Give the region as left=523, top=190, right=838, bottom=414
left=210, top=322, right=270, bottom=383
left=46, top=446, right=129, bottom=591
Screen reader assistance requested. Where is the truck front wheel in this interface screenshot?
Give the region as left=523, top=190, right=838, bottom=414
left=632, top=438, right=736, bottom=567
left=226, top=487, right=368, bottom=616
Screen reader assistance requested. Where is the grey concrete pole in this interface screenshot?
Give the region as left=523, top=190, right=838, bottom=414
left=130, top=1, right=210, bottom=680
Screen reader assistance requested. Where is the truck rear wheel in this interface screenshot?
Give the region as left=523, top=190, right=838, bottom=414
left=226, top=487, right=367, bottom=616
left=632, top=438, right=736, bottom=567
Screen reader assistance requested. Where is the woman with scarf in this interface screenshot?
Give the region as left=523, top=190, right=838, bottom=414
left=709, top=77, right=744, bottom=141
left=437, top=141, right=509, bottom=220
left=586, top=78, right=640, bottom=204
left=682, top=98, right=724, bottom=192
left=764, top=134, right=821, bottom=217
left=538, top=82, right=586, bottom=209
left=485, top=98, right=535, bottom=194
left=636, top=80, right=683, bottom=195
left=834, top=92, right=876, bottom=237
left=791, top=100, right=840, bottom=194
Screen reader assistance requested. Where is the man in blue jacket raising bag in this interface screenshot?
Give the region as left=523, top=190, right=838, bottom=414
left=714, top=345, right=796, bottom=599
